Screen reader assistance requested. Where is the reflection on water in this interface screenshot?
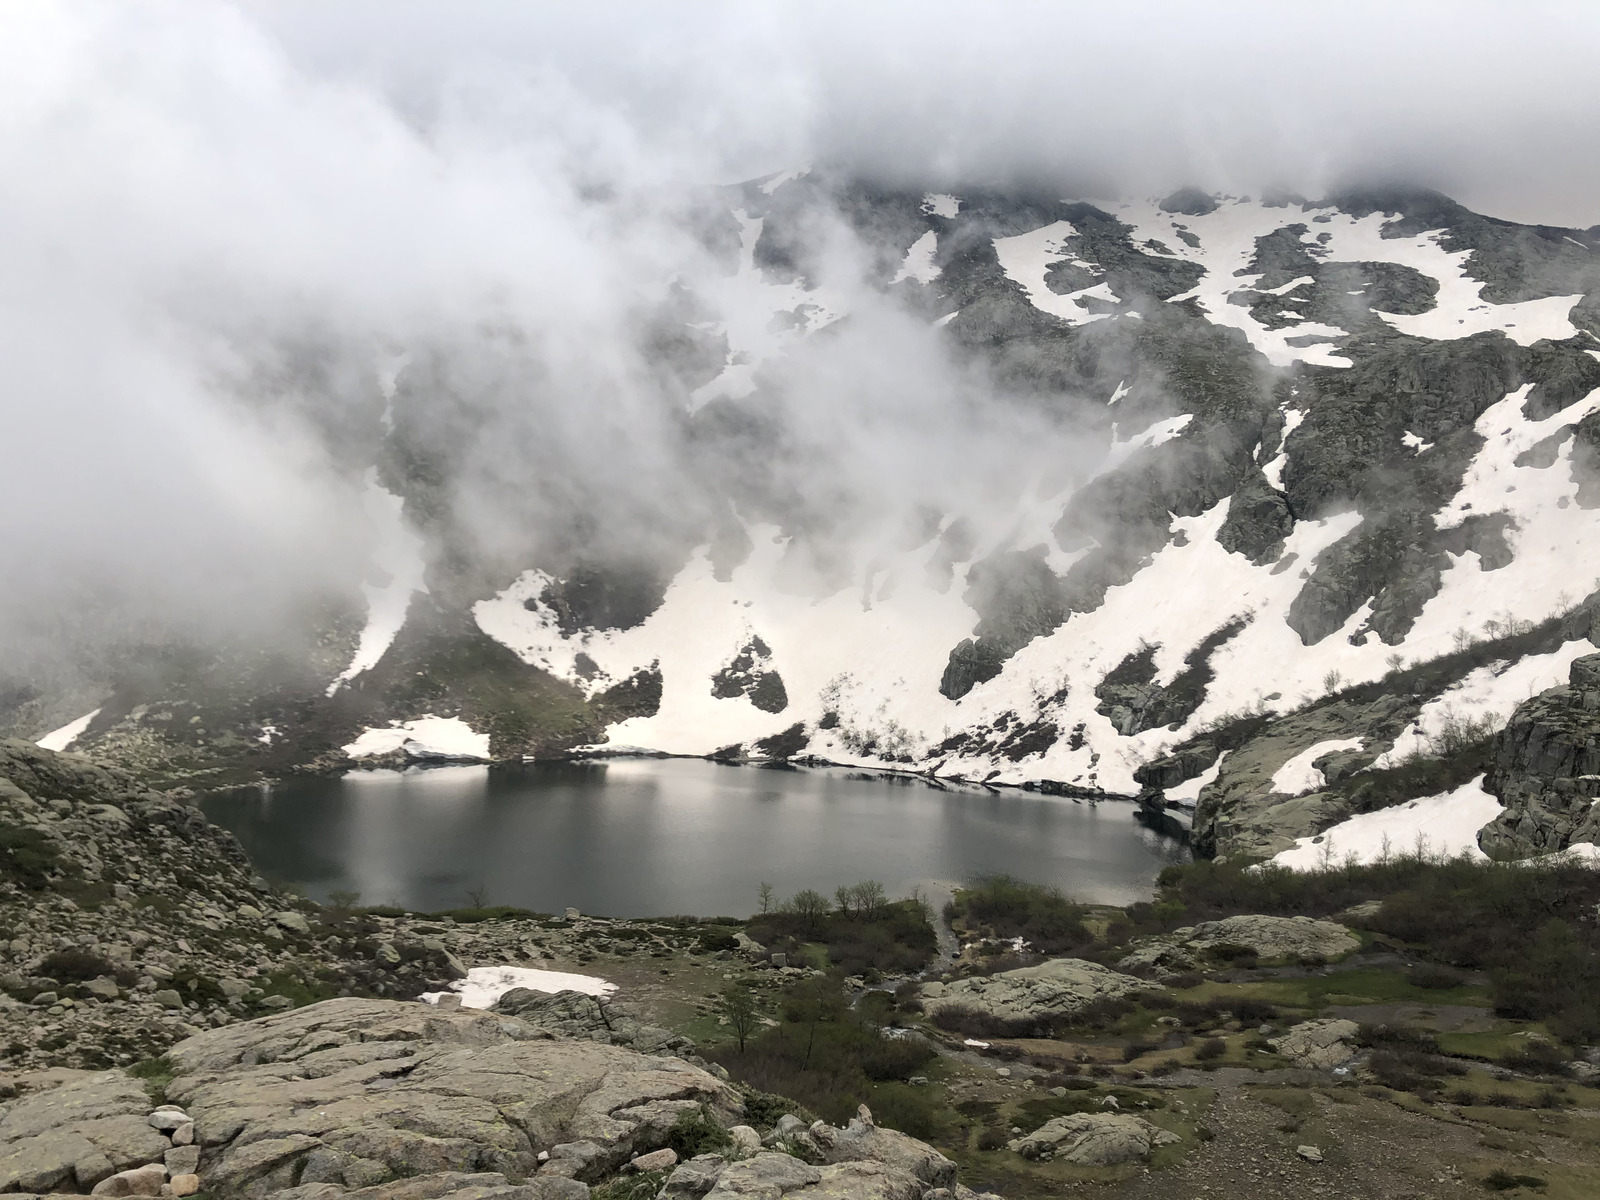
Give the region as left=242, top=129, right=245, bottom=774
left=203, top=759, right=1188, bottom=917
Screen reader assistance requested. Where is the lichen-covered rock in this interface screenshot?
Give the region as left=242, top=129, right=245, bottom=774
left=920, top=959, right=1147, bottom=1021
left=1268, top=1019, right=1361, bottom=1069
left=1006, top=1113, right=1179, bottom=1165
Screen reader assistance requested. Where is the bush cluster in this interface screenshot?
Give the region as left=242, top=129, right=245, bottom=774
left=708, top=975, right=937, bottom=1126
left=749, top=888, right=936, bottom=976
left=943, top=874, right=1093, bottom=956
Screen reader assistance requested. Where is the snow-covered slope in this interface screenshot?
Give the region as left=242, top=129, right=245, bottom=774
left=35, top=178, right=1600, bottom=862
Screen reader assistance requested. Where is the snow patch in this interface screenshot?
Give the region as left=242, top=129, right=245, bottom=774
left=1373, top=640, right=1595, bottom=768
left=1164, top=751, right=1228, bottom=805
left=1270, top=775, right=1500, bottom=870
left=36, top=709, right=101, bottom=752
left=422, top=965, right=616, bottom=1010
left=1271, top=738, right=1365, bottom=796
left=328, top=472, right=428, bottom=695
left=992, top=221, right=1117, bottom=326
left=922, top=193, right=960, bottom=218
left=344, top=716, right=490, bottom=761
left=689, top=209, right=845, bottom=409
left=893, top=230, right=939, bottom=284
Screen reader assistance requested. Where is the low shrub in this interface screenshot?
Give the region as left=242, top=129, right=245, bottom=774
left=1194, top=1038, right=1227, bottom=1061
left=39, top=949, right=116, bottom=983
left=1482, top=1169, right=1546, bottom=1192
left=664, top=1106, right=733, bottom=1159
left=975, top=1128, right=1009, bottom=1152
left=1406, top=963, right=1467, bottom=990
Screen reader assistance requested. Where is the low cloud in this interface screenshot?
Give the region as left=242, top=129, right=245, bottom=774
left=1, top=1, right=1594, bottom=688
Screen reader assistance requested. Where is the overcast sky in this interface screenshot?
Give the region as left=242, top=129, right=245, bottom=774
left=246, top=0, right=1600, bottom=227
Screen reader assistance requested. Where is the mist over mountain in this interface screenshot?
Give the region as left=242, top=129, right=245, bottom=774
left=4, top=2, right=1600, bottom=869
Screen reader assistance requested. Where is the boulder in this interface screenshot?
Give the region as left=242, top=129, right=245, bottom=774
left=629, top=1147, right=676, bottom=1172
left=659, top=1153, right=726, bottom=1199
left=788, top=1161, right=924, bottom=1200
left=91, top=1162, right=168, bottom=1196
left=274, top=912, right=312, bottom=935
left=920, top=959, right=1147, bottom=1022
left=704, top=1152, right=821, bottom=1198
left=164, top=1146, right=201, bottom=1175
left=1119, top=914, right=1358, bottom=977
left=1268, top=1019, right=1361, bottom=1069
left=809, top=1119, right=955, bottom=1189
left=1006, top=1113, right=1179, bottom=1165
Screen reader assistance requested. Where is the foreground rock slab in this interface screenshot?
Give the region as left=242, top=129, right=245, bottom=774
left=0, top=1070, right=170, bottom=1193
left=160, top=997, right=741, bottom=1197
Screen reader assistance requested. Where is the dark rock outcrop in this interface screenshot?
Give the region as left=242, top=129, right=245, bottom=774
left=1479, top=653, right=1600, bottom=856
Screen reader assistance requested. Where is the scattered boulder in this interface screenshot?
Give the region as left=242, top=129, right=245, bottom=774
left=1119, top=913, right=1358, bottom=977
left=810, top=1117, right=956, bottom=1189
left=1269, top=1019, right=1361, bottom=1068
left=1007, top=1113, right=1179, bottom=1165
left=628, top=1147, right=676, bottom=1172
left=920, top=959, right=1148, bottom=1021
left=659, top=1153, right=727, bottom=1198
left=90, top=1162, right=167, bottom=1196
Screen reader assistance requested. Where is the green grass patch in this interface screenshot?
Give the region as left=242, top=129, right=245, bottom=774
left=126, top=1055, right=175, bottom=1105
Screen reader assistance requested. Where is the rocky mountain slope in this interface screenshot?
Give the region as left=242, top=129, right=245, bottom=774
left=10, top=176, right=1600, bottom=863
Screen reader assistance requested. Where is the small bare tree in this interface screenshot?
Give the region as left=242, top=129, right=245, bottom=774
left=790, top=889, right=829, bottom=934
left=465, top=883, right=490, bottom=908
left=757, top=881, right=774, bottom=915
left=722, top=984, right=757, bottom=1052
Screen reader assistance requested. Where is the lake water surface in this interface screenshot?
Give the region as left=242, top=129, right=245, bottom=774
left=203, top=759, right=1187, bottom=917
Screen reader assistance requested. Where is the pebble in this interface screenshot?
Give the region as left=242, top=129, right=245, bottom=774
left=169, top=1174, right=201, bottom=1197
